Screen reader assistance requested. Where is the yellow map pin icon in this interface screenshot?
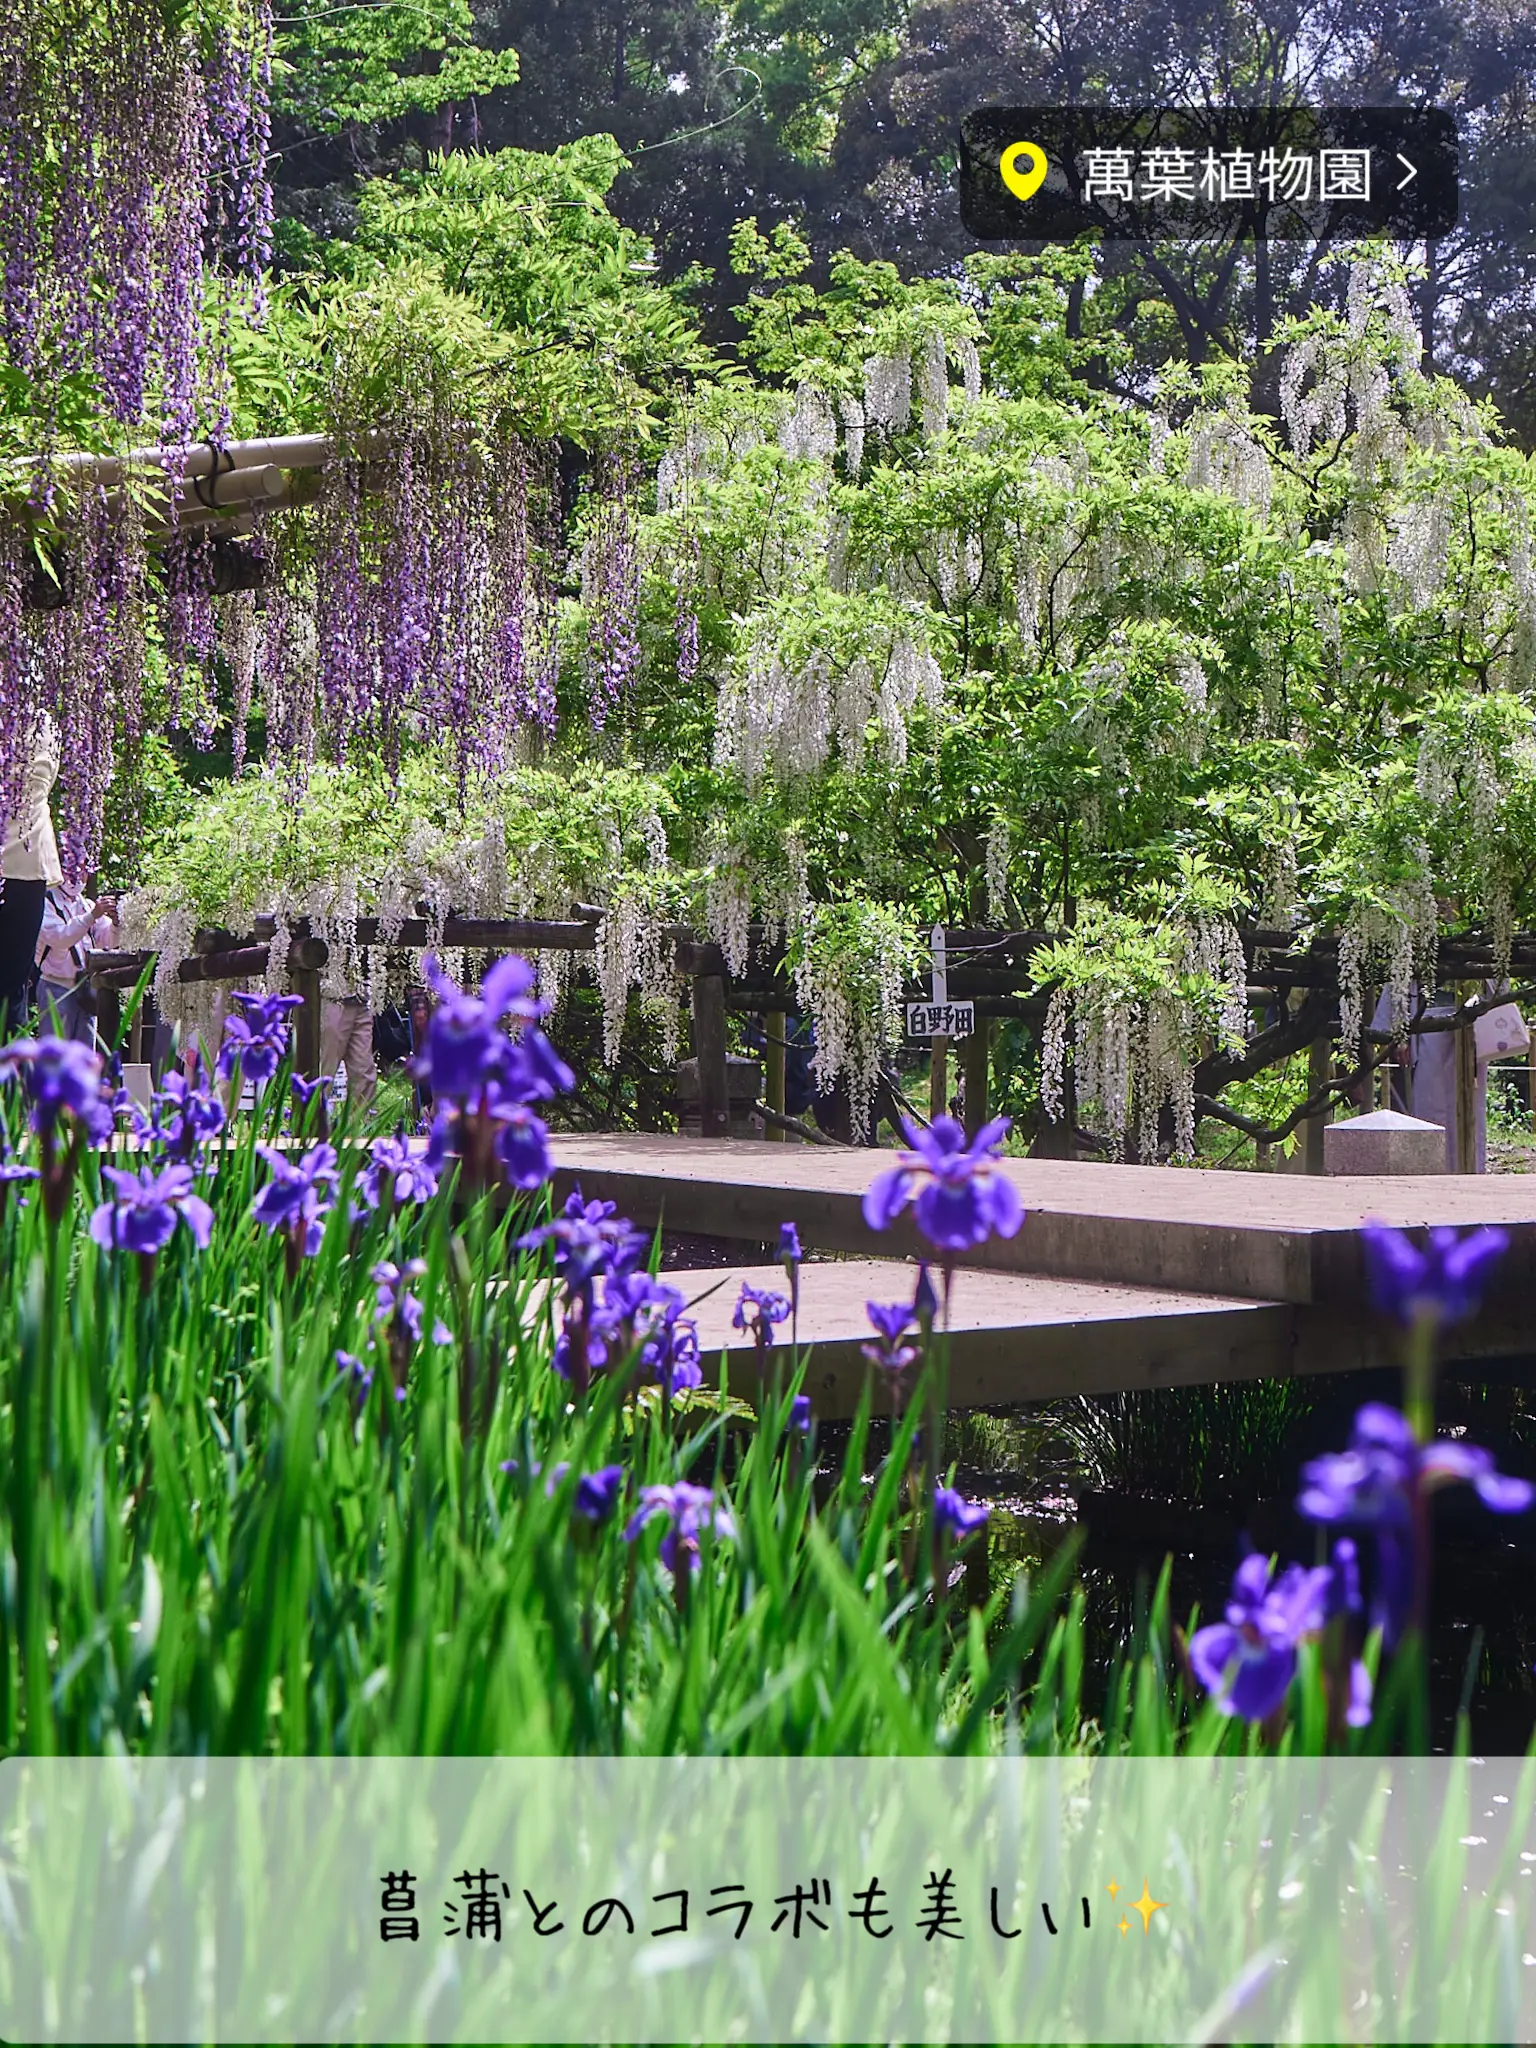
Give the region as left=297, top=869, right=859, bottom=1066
left=999, top=140, right=1049, bottom=202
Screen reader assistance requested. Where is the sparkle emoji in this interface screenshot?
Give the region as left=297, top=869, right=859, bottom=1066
left=1131, top=1880, right=1165, bottom=1934
left=999, top=141, right=1049, bottom=203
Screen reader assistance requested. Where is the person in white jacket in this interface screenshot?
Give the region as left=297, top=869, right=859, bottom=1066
left=36, top=880, right=117, bottom=1045
left=0, top=711, right=63, bottom=1038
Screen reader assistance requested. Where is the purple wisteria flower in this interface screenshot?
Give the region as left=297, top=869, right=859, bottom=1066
left=145, top=1069, right=225, bottom=1159
left=863, top=1114, right=1025, bottom=1256
left=1297, top=1402, right=1533, bottom=1643
left=357, top=1131, right=438, bottom=1211
left=1362, top=1221, right=1509, bottom=1329
left=1188, top=1553, right=1341, bottom=1722
left=733, top=1282, right=792, bottom=1350
left=933, top=1486, right=990, bottom=1543
left=252, top=1141, right=339, bottom=1258
left=89, top=1161, right=213, bottom=1257
left=218, top=992, right=302, bottom=1086
left=623, top=1481, right=735, bottom=1577
left=862, top=1298, right=921, bottom=1377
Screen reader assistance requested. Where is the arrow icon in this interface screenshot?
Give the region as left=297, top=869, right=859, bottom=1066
left=1396, top=153, right=1418, bottom=191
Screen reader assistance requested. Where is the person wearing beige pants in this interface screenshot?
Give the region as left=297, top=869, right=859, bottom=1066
left=322, top=995, right=377, bottom=1114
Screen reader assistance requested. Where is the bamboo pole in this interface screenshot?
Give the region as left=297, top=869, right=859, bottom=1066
left=6, top=428, right=391, bottom=500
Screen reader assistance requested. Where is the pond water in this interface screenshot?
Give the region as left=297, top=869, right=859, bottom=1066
left=830, top=1374, right=1536, bottom=1753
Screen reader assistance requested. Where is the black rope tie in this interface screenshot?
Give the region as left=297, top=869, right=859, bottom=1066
left=191, top=438, right=236, bottom=510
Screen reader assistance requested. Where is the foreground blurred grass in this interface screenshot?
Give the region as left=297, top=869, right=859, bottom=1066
left=0, top=1078, right=1440, bottom=1766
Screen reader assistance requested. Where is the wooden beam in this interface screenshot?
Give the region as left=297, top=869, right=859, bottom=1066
left=691, top=974, right=730, bottom=1140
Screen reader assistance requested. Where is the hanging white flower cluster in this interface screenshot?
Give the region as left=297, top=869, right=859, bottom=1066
left=863, top=350, right=912, bottom=436
left=1386, top=496, right=1452, bottom=610
left=1509, top=506, right=1536, bottom=690
left=714, top=622, right=944, bottom=783
left=1180, top=915, right=1249, bottom=1052
left=780, top=382, right=839, bottom=465
left=1042, top=985, right=1201, bottom=1162
left=1262, top=830, right=1301, bottom=932
left=1279, top=334, right=1348, bottom=459
left=984, top=815, right=1011, bottom=923
left=918, top=330, right=949, bottom=441
left=1183, top=405, right=1274, bottom=513
left=839, top=396, right=866, bottom=477
left=596, top=888, right=683, bottom=1067
left=790, top=914, right=908, bottom=1139
left=1417, top=716, right=1516, bottom=975
left=703, top=839, right=753, bottom=978
left=655, top=423, right=717, bottom=514
left=1336, top=875, right=1438, bottom=1053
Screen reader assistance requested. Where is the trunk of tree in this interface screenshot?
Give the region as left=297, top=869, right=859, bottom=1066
left=1421, top=239, right=1439, bottom=376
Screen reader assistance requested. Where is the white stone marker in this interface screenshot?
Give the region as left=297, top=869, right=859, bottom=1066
left=1323, top=1108, right=1447, bottom=1176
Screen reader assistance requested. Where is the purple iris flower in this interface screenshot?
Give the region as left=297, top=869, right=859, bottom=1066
left=357, top=1131, right=438, bottom=1210
left=218, top=993, right=301, bottom=1086
left=789, top=1394, right=812, bottom=1435
left=1297, top=1402, right=1533, bottom=1643
left=862, top=1298, right=920, bottom=1376
left=863, top=1114, right=1025, bottom=1255
left=733, top=1282, right=791, bottom=1349
left=1300, top=1403, right=1535, bottom=1522
left=521, top=1188, right=644, bottom=1301
left=623, top=1481, right=735, bottom=1576
left=779, top=1221, right=802, bottom=1317
left=495, top=1101, right=554, bottom=1191
left=89, top=1161, right=214, bottom=1256
left=574, top=1465, right=625, bottom=1523
left=933, top=1486, right=990, bottom=1542
left=147, top=1070, right=226, bottom=1159
left=555, top=1271, right=702, bottom=1393
left=912, top=1263, right=940, bottom=1324
left=372, top=1259, right=452, bottom=1347
left=252, top=1141, right=339, bottom=1256
left=1362, top=1221, right=1509, bottom=1328
left=1188, top=1553, right=1336, bottom=1722
left=290, top=1074, right=329, bottom=1108
left=414, top=953, right=572, bottom=1106
left=0, top=1035, right=114, bottom=1140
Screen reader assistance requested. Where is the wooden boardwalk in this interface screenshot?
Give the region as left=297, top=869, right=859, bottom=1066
left=551, top=1137, right=1536, bottom=1411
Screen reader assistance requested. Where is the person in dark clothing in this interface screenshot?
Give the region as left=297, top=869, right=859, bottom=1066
left=0, top=713, right=63, bottom=1039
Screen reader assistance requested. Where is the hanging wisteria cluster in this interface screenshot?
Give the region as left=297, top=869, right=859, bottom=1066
left=0, top=0, right=272, bottom=439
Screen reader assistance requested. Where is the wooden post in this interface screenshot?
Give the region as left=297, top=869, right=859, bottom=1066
left=95, top=983, right=121, bottom=1055
left=1304, top=1032, right=1331, bottom=1175
left=289, top=937, right=328, bottom=1082
left=930, top=1034, right=949, bottom=1123
left=765, top=1010, right=787, bottom=1143
left=961, top=1019, right=991, bottom=1140
left=691, top=974, right=730, bottom=1140
left=1455, top=984, right=1478, bottom=1174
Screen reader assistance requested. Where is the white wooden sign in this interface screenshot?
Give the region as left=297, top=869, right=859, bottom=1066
left=907, top=1000, right=975, bottom=1040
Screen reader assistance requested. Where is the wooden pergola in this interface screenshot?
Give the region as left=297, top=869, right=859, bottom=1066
left=85, top=911, right=1536, bottom=1163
